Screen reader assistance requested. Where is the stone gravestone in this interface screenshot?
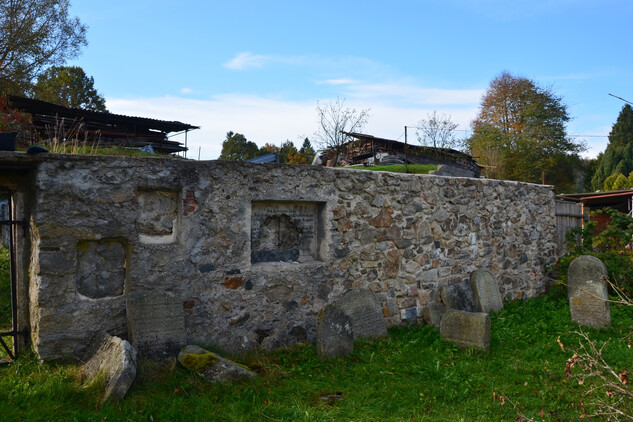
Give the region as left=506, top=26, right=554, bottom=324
left=336, top=289, right=387, bottom=340
left=469, top=269, right=503, bottom=313
left=570, top=280, right=611, bottom=329
left=81, top=333, right=137, bottom=402
left=567, top=255, right=608, bottom=299
left=127, top=291, right=186, bottom=356
left=439, top=309, right=491, bottom=351
left=316, top=304, right=354, bottom=359
left=440, top=280, right=477, bottom=312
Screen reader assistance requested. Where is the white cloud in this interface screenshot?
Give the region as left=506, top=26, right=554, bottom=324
left=319, top=78, right=358, bottom=85
left=106, top=93, right=481, bottom=161
left=223, top=52, right=268, bottom=70
left=180, top=87, right=194, bottom=94
left=343, top=83, right=484, bottom=106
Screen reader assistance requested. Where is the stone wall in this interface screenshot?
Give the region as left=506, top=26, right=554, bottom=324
left=18, top=154, right=556, bottom=360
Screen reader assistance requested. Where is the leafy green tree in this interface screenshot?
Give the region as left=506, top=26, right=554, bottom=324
left=0, top=0, right=87, bottom=95
left=32, top=66, right=106, bottom=111
left=591, top=105, right=633, bottom=191
left=258, top=143, right=280, bottom=156
left=278, top=140, right=297, bottom=164
left=218, top=131, right=259, bottom=161
left=603, top=174, right=619, bottom=191
left=467, top=72, right=583, bottom=193
left=612, top=173, right=628, bottom=190
left=299, top=137, right=315, bottom=163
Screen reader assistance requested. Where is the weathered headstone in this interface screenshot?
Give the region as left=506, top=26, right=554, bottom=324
left=567, top=255, right=608, bottom=299
left=570, top=281, right=611, bottom=329
left=469, top=269, right=503, bottom=313
left=337, top=289, right=387, bottom=339
left=440, top=281, right=477, bottom=312
left=126, top=291, right=186, bottom=356
left=439, top=309, right=491, bottom=351
left=422, top=302, right=446, bottom=329
left=177, top=345, right=256, bottom=383
left=316, top=304, right=354, bottom=359
left=81, top=333, right=137, bottom=402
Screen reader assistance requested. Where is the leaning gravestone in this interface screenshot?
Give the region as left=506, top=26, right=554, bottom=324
left=570, top=280, right=611, bottom=329
left=440, top=281, right=477, bottom=312
left=316, top=303, right=354, bottom=359
left=178, top=344, right=256, bottom=383
left=336, top=289, right=387, bottom=340
left=469, top=269, right=503, bottom=313
left=422, top=302, right=446, bottom=329
left=440, top=309, right=491, bottom=351
left=567, top=255, right=608, bottom=299
left=126, top=291, right=186, bottom=356
left=81, top=333, right=137, bottom=402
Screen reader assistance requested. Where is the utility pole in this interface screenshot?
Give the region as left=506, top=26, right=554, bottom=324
left=404, top=126, right=409, bottom=174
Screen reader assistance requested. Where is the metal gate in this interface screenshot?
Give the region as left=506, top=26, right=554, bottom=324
left=0, top=189, right=26, bottom=361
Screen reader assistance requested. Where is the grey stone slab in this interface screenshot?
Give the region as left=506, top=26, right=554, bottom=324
left=570, top=281, right=611, bottom=329
left=336, top=289, right=387, bottom=339
left=422, top=303, right=446, bottom=329
left=81, top=333, right=137, bottom=402
left=76, top=240, right=126, bottom=299
left=177, top=345, right=256, bottom=383
left=126, top=291, right=186, bottom=356
left=440, top=309, right=491, bottom=351
left=316, top=304, right=354, bottom=359
left=440, top=281, right=477, bottom=312
left=567, top=255, right=608, bottom=299
left=469, top=269, right=503, bottom=313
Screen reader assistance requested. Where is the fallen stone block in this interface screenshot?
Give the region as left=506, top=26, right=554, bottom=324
left=316, top=303, right=354, bottom=359
left=81, top=333, right=137, bottom=402
left=439, top=309, right=491, bottom=351
left=178, top=345, right=256, bottom=383
left=570, top=281, right=611, bottom=329
left=469, top=269, right=503, bottom=313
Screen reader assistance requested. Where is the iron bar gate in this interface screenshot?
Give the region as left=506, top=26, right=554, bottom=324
left=0, top=188, right=26, bottom=361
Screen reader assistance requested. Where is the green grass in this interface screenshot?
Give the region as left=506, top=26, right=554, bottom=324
left=1, top=294, right=632, bottom=421
left=345, top=164, right=437, bottom=174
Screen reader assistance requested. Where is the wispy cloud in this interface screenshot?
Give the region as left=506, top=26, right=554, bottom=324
left=318, top=78, right=358, bottom=85
left=180, top=87, right=195, bottom=94
left=343, top=83, right=484, bottom=107
left=224, top=52, right=269, bottom=70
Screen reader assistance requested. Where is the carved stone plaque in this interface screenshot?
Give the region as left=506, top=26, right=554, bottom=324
left=251, top=201, right=324, bottom=263
left=126, top=291, right=186, bottom=356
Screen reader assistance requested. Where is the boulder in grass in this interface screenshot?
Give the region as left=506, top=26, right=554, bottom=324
left=178, top=345, right=256, bottom=383
left=81, top=333, right=137, bottom=402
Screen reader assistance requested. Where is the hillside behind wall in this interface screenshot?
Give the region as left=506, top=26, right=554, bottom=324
left=21, top=155, right=556, bottom=360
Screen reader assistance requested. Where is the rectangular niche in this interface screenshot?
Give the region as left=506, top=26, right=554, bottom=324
left=137, top=190, right=178, bottom=244
left=76, top=239, right=127, bottom=299
left=251, top=201, right=325, bottom=264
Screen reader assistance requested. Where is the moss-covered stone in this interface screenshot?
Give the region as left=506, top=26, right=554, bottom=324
left=181, top=353, right=220, bottom=372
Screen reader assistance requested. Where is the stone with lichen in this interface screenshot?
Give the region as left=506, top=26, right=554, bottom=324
left=177, top=345, right=256, bottom=383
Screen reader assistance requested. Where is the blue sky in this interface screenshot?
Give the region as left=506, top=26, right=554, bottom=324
left=69, top=0, right=633, bottom=160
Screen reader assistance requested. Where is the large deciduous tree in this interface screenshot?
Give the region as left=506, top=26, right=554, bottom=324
left=467, top=71, right=583, bottom=192
left=416, top=111, right=459, bottom=149
left=315, top=97, right=369, bottom=163
left=591, top=104, right=633, bottom=191
left=218, top=131, right=259, bottom=161
left=0, top=0, right=87, bottom=95
left=32, top=66, right=106, bottom=111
